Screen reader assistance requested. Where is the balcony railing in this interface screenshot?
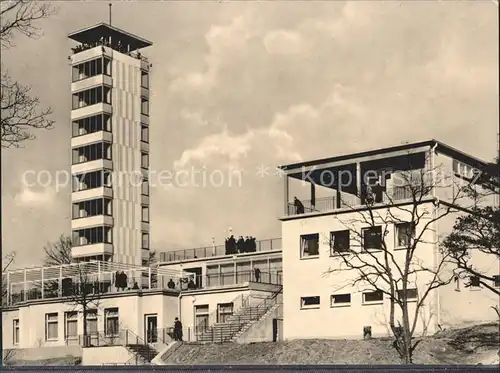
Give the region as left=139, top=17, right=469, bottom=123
left=71, top=43, right=148, bottom=62
left=287, top=185, right=428, bottom=216
left=158, top=237, right=282, bottom=263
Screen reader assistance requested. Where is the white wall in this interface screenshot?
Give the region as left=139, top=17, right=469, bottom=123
left=81, top=345, right=133, bottom=365
left=282, top=202, right=440, bottom=340
left=2, top=291, right=178, bottom=349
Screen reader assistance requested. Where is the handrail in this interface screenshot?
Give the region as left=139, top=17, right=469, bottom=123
left=194, top=293, right=249, bottom=337
left=212, top=286, right=283, bottom=343
left=123, top=329, right=157, bottom=364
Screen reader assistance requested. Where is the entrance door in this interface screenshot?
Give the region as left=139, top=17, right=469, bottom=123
left=144, top=314, right=158, bottom=343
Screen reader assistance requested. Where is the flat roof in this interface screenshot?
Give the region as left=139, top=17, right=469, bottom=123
left=278, top=139, right=491, bottom=171
left=68, top=23, right=153, bottom=50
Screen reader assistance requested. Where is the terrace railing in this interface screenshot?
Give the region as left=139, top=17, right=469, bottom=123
left=158, top=237, right=282, bottom=263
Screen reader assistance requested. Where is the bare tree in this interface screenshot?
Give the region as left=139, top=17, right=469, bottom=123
left=43, top=234, right=73, bottom=266
left=62, top=263, right=104, bottom=347
left=1, top=0, right=57, bottom=148
left=324, top=157, right=468, bottom=363
left=2, top=251, right=17, bottom=305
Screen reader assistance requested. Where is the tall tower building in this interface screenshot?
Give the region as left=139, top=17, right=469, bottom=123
left=68, top=23, right=152, bottom=266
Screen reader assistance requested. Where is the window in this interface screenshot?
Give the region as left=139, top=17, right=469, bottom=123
left=72, top=142, right=112, bottom=164
left=72, top=169, right=112, bottom=192
left=142, top=205, right=150, bottom=223
left=104, top=308, right=119, bottom=336
left=362, top=290, right=383, bottom=304
left=469, top=276, right=481, bottom=288
left=141, top=152, right=149, bottom=169
left=362, top=226, right=382, bottom=251
left=396, top=288, right=418, bottom=301
left=72, top=226, right=112, bottom=246
left=142, top=232, right=149, bottom=249
left=395, top=222, right=415, bottom=248
left=301, top=296, right=320, bottom=309
left=141, top=70, right=149, bottom=88
left=494, top=275, right=500, bottom=287
left=217, top=303, right=233, bottom=323
left=330, top=293, right=351, bottom=307
left=195, top=305, right=209, bottom=335
left=85, top=310, right=98, bottom=336
left=72, top=57, right=104, bottom=82
left=64, top=312, right=78, bottom=340
left=72, top=198, right=112, bottom=219
left=330, top=230, right=350, bottom=254
left=141, top=125, right=149, bottom=143
left=45, top=313, right=59, bottom=340
left=141, top=178, right=149, bottom=196
left=13, top=319, right=19, bottom=345
left=72, top=114, right=111, bottom=137
left=300, top=234, right=319, bottom=257
left=72, top=85, right=112, bottom=109
left=141, top=98, right=149, bottom=116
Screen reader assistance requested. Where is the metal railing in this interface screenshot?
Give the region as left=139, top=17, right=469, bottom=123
left=71, top=43, right=149, bottom=62
left=158, top=237, right=282, bottom=263
left=287, top=185, right=430, bottom=216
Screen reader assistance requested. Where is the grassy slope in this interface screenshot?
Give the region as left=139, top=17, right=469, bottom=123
left=164, top=323, right=500, bottom=365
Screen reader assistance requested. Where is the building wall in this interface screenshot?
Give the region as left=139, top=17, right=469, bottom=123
left=110, top=51, right=147, bottom=266
left=2, top=292, right=177, bottom=349
left=81, top=345, right=133, bottom=365
left=281, top=202, right=440, bottom=340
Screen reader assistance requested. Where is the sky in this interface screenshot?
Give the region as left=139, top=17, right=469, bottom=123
left=1, top=0, right=498, bottom=269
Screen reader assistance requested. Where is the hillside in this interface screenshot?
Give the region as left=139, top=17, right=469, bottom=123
left=163, top=323, right=499, bottom=365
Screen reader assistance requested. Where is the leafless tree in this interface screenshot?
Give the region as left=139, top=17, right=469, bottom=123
left=324, top=155, right=469, bottom=363
left=43, top=234, right=73, bottom=266
left=1, top=0, right=57, bottom=148
left=63, top=263, right=104, bottom=347
left=2, top=251, right=17, bottom=305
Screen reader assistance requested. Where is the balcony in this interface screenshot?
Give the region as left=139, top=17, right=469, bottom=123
left=158, top=237, right=282, bottom=263
left=72, top=159, right=113, bottom=175
left=286, top=185, right=420, bottom=216
left=71, top=103, right=112, bottom=121
left=71, top=131, right=112, bottom=148
left=282, top=150, right=433, bottom=218
left=72, top=75, right=113, bottom=94
left=71, top=243, right=113, bottom=258
left=72, top=215, right=113, bottom=230
left=72, top=187, right=113, bottom=203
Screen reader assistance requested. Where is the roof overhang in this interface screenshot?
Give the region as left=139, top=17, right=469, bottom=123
left=68, top=23, right=153, bottom=50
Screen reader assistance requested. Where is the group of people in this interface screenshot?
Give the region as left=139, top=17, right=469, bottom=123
left=71, top=39, right=143, bottom=60
left=225, top=235, right=258, bottom=255
left=167, top=278, right=198, bottom=290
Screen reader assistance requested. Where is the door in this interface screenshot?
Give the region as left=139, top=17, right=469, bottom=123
left=144, top=314, right=158, bottom=343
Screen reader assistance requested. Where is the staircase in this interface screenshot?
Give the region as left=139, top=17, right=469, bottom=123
left=197, top=287, right=282, bottom=343
left=126, top=343, right=159, bottom=364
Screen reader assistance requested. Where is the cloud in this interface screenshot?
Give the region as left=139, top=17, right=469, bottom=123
left=263, top=30, right=306, bottom=55
left=14, top=185, right=57, bottom=207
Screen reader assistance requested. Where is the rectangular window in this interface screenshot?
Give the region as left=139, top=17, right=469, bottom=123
left=330, top=230, right=350, bottom=254
left=141, top=125, right=149, bottom=143
left=72, top=198, right=113, bottom=219
left=300, top=233, right=319, bottom=257
left=104, top=308, right=119, bottom=336
left=141, top=152, right=149, bottom=169
left=141, top=178, right=149, bottom=196
left=45, top=313, right=59, bottom=340
left=13, top=319, right=19, bottom=345
left=470, top=276, right=481, bottom=288
left=396, top=288, right=418, bottom=301
left=362, top=226, right=382, bottom=251
left=85, top=310, right=98, bottom=335
left=195, top=305, right=209, bottom=335
left=142, top=232, right=149, bottom=249
left=362, top=290, right=383, bottom=304
left=494, top=275, right=500, bottom=287
left=64, top=312, right=78, bottom=340
left=141, top=70, right=149, bottom=88
left=72, top=86, right=111, bottom=109
left=141, top=98, right=149, bottom=116
left=142, top=205, right=150, bottom=223
left=395, top=222, right=415, bottom=248
left=217, top=303, right=233, bottom=323
left=301, top=296, right=320, bottom=309
left=330, top=293, right=351, bottom=307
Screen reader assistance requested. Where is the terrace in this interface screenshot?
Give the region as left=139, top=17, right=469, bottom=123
left=280, top=144, right=434, bottom=218
left=1, top=261, right=189, bottom=307
left=158, top=237, right=282, bottom=263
